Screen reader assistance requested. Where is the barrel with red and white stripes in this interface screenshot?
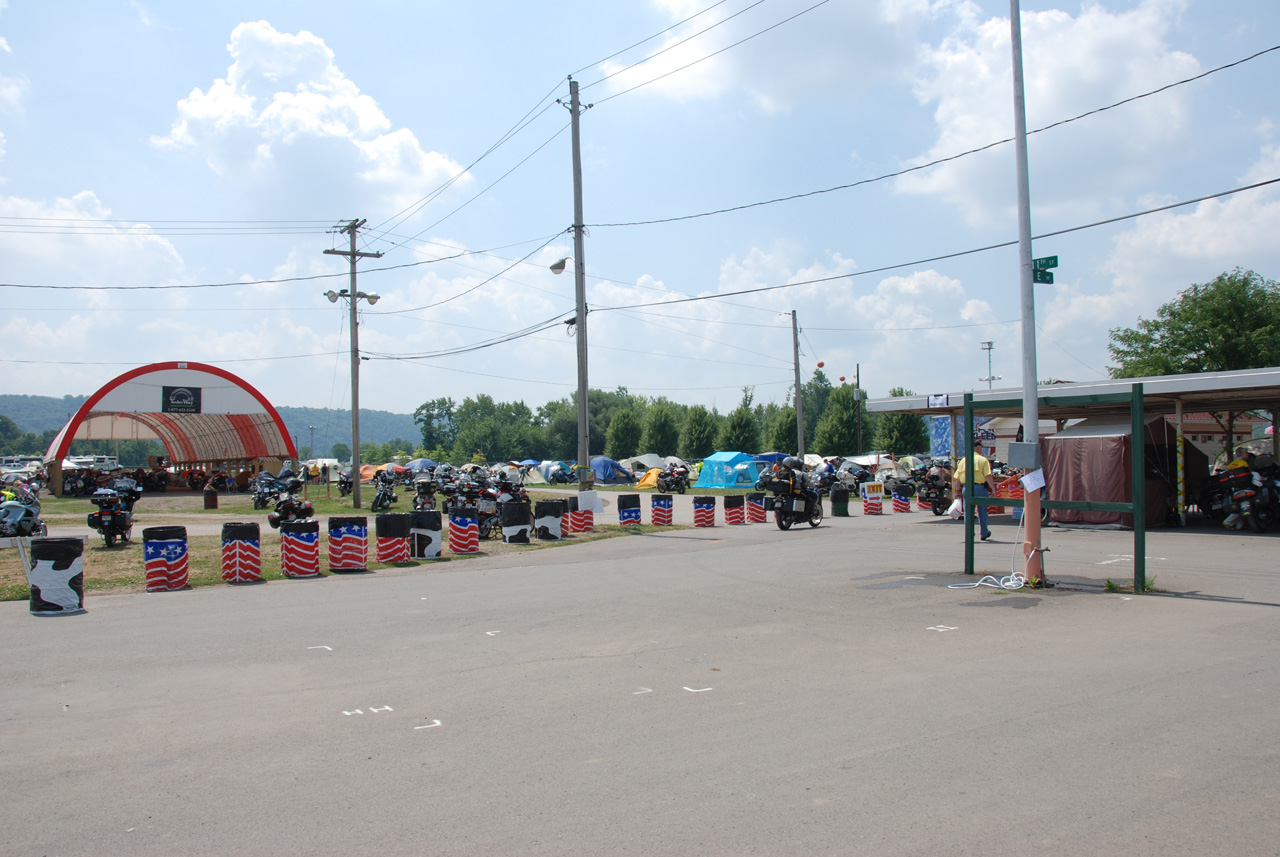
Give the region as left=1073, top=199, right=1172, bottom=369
left=280, top=520, right=321, bottom=578
left=918, top=495, right=931, bottom=511
left=651, top=494, right=673, bottom=526
left=723, top=494, right=745, bottom=525
left=375, top=513, right=411, bottom=564
left=862, top=494, right=883, bottom=515
left=693, top=496, right=716, bottom=527
left=746, top=493, right=767, bottom=523
left=892, top=493, right=911, bottom=513
left=449, top=508, right=480, bottom=554
left=143, top=526, right=189, bottom=592
left=328, top=516, right=368, bottom=573
left=220, top=522, right=261, bottom=583
left=561, top=495, right=579, bottom=534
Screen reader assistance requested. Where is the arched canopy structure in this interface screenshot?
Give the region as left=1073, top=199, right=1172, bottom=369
left=45, top=362, right=296, bottom=466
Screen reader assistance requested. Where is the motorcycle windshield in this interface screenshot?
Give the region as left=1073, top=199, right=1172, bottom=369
left=0, top=503, right=28, bottom=525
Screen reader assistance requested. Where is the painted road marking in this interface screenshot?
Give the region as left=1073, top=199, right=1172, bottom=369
left=633, top=688, right=653, bottom=694
left=683, top=687, right=713, bottom=693
left=308, top=646, right=333, bottom=651
left=926, top=625, right=958, bottom=632
left=414, top=720, right=442, bottom=730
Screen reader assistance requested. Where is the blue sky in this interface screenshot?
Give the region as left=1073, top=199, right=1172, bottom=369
left=1, top=0, right=1278, bottom=415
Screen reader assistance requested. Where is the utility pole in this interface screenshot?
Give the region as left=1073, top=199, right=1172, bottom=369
left=323, top=219, right=383, bottom=509
left=855, top=363, right=862, bottom=454
left=569, top=78, right=592, bottom=491
left=1010, top=0, right=1043, bottom=583
left=791, top=311, right=805, bottom=458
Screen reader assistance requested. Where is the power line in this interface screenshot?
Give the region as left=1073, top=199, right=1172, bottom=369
left=589, top=43, right=1280, bottom=228
left=572, top=0, right=735, bottom=76
left=593, top=176, right=1280, bottom=311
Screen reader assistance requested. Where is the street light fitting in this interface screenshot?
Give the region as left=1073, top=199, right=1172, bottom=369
left=549, top=258, right=569, bottom=275
left=324, top=290, right=339, bottom=303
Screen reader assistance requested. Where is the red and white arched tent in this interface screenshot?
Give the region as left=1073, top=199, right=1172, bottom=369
left=45, top=361, right=296, bottom=475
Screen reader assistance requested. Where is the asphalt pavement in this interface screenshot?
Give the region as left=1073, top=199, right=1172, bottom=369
left=3, top=507, right=1278, bottom=856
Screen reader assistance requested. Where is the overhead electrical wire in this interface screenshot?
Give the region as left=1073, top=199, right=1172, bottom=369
left=589, top=43, right=1280, bottom=228
left=592, top=176, right=1280, bottom=311
left=363, top=312, right=573, bottom=361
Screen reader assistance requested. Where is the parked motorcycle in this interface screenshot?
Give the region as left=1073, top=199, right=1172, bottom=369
left=759, top=459, right=822, bottom=531
left=656, top=464, right=691, bottom=494
left=86, top=477, right=142, bottom=547
left=251, top=473, right=282, bottom=510
left=1220, top=456, right=1279, bottom=532
left=337, top=470, right=354, bottom=498
left=267, top=470, right=314, bottom=529
left=918, top=460, right=955, bottom=516
left=412, top=475, right=438, bottom=511
left=0, top=483, right=47, bottom=538
left=548, top=464, right=574, bottom=485
left=368, top=470, right=399, bottom=513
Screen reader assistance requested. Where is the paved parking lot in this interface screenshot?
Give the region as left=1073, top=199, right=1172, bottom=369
left=3, top=507, right=1277, bottom=856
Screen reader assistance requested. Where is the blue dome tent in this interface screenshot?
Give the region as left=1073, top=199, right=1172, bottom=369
left=590, top=456, right=634, bottom=485
left=694, top=451, right=761, bottom=489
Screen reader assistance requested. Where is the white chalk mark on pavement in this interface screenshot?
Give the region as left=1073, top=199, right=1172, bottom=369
left=683, top=686, right=713, bottom=693
left=633, top=688, right=653, bottom=694
left=414, top=720, right=442, bottom=730
left=926, top=625, right=958, bottom=632
left=485, top=631, right=502, bottom=636
left=308, top=646, right=332, bottom=651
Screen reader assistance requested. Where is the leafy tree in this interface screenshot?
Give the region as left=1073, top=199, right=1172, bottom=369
left=801, top=369, right=834, bottom=445
left=680, top=405, right=719, bottom=460
left=413, top=397, right=457, bottom=451
left=765, top=406, right=798, bottom=453
left=538, top=398, right=578, bottom=462
left=717, top=390, right=759, bottom=452
left=605, top=409, right=643, bottom=459
left=1109, top=268, right=1280, bottom=453
left=639, top=400, right=680, bottom=456
left=873, top=387, right=928, bottom=455
left=813, top=384, right=865, bottom=456
left=331, top=442, right=351, bottom=463
left=298, top=445, right=312, bottom=460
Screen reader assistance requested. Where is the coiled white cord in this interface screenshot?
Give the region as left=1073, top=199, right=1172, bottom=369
left=948, top=505, right=1033, bottom=591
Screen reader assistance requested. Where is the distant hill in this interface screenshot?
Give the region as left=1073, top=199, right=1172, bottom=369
left=0, top=394, right=420, bottom=454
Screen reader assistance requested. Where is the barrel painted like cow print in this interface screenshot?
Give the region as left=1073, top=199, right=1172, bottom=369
left=410, top=510, right=442, bottom=559
left=26, top=537, right=86, bottom=615
left=534, top=500, right=563, bottom=540
left=500, top=501, right=531, bottom=544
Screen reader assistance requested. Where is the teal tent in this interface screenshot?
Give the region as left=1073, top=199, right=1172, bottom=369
left=693, top=451, right=760, bottom=489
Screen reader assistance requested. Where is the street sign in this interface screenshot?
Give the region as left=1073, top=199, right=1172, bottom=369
left=1033, top=270, right=1054, bottom=284
left=1033, top=255, right=1058, bottom=270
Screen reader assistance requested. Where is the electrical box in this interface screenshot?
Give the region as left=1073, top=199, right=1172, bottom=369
left=1007, top=441, right=1041, bottom=471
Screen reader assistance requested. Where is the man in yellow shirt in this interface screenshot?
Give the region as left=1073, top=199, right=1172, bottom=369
left=953, top=451, right=997, bottom=541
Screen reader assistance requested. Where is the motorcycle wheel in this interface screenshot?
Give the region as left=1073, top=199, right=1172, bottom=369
left=1247, top=504, right=1275, bottom=533
left=776, top=511, right=792, bottom=531
left=105, top=533, right=116, bottom=548
left=808, top=501, right=823, bottom=528
left=268, top=513, right=281, bottom=529
left=677, top=484, right=686, bottom=495
left=122, top=527, right=131, bottom=544
left=478, top=518, right=493, bottom=540
left=932, top=499, right=946, bottom=517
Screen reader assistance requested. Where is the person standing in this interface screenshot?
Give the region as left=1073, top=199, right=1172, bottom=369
left=954, top=451, right=996, bottom=541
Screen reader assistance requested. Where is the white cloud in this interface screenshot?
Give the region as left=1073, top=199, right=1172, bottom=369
left=597, top=0, right=935, bottom=111
left=898, top=0, right=1199, bottom=225
left=151, top=20, right=466, bottom=213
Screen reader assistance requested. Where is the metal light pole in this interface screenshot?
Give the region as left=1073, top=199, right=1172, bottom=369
left=1010, top=0, right=1043, bottom=582
left=324, top=220, right=382, bottom=509
left=792, top=311, right=805, bottom=457
left=557, top=77, right=591, bottom=492
left=980, top=341, right=1002, bottom=389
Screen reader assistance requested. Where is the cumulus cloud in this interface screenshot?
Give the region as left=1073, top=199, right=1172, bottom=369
left=898, top=0, right=1199, bottom=226
left=152, top=20, right=467, bottom=213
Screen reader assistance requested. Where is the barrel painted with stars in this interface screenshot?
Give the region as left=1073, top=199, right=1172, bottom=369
left=280, top=520, right=321, bottom=578
left=693, top=496, right=716, bottom=528
left=746, top=492, right=767, bottom=523
left=328, top=516, right=368, bottom=573
left=651, top=494, right=673, bottom=526
left=449, top=508, right=480, bottom=554
left=143, top=526, right=190, bottom=592
left=220, top=522, right=261, bottom=583
left=375, top=513, right=412, bottom=564
left=723, top=494, right=745, bottom=525
left=892, top=493, right=911, bottom=513
left=617, top=494, right=641, bottom=526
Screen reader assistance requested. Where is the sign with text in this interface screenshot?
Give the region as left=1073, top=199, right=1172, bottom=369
left=162, top=386, right=202, bottom=414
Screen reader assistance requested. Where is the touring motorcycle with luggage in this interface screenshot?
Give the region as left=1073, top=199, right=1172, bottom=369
left=86, top=477, right=142, bottom=547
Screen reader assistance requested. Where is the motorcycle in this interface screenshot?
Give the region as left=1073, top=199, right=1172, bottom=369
left=548, top=465, right=574, bottom=485
left=656, top=465, right=690, bottom=494
left=412, top=475, right=438, bottom=511
left=251, top=473, right=282, bottom=510
left=918, top=461, right=955, bottom=516
left=759, top=463, right=823, bottom=531
left=368, top=470, right=399, bottom=513
left=1221, top=458, right=1280, bottom=532
left=337, top=470, right=353, bottom=498
left=267, top=470, right=314, bottom=529
left=0, top=483, right=47, bottom=538
left=87, top=477, right=142, bottom=547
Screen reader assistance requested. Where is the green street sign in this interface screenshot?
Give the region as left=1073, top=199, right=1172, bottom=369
left=1033, top=269, right=1054, bottom=284
left=1033, top=255, right=1058, bottom=270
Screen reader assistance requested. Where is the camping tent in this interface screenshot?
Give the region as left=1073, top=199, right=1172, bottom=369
left=754, top=452, right=788, bottom=466
left=535, top=460, right=570, bottom=483
left=590, top=456, right=634, bottom=485
left=1042, top=415, right=1208, bottom=527
left=621, top=453, right=664, bottom=473
left=664, top=455, right=689, bottom=468
left=694, top=451, right=761, bottom=489
left=636, top=468, right=662, bottom=489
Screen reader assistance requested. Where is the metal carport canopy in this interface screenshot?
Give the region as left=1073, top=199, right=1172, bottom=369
left=867, top=366, right=1280, bottom=422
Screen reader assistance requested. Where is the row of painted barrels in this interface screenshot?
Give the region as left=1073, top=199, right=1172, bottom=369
left=617, top=494, right=768, bottom=527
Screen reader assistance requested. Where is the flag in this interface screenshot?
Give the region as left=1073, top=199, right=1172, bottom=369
left=144, top=539, right=189, bottom=591
left=220, top=537, right=261, bottom=583
left=449, top=514, right=479, bottom=554
left=651, top=495, right=673, bottom=526
left=281, top=528, right=320, bottom=578
left=328, top=522, right=367, bottom=571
